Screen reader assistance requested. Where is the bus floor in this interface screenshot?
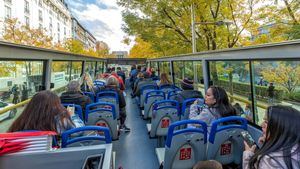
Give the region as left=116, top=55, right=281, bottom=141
left=113, top=89, right=159, bottom=169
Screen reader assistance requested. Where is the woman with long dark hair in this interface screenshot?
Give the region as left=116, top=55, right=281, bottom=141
left=243, top=105, right=300, bottom=169
left=189, top=86, right=236, bottom=126
left=8, top=90, right=79, bottom=134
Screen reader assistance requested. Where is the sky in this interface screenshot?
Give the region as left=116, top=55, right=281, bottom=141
left=65, top=0, right=133, bottom=52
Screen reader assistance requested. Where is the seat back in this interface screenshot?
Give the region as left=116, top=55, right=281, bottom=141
left=62, top=103, right=84, bottom=121
left=150, top=100, right=180, bottom=138
left=85, top=102, right=118, bottom=140
left=61, top=126, right=112, bottom=148
left=207, top=116, right=248, bottom=165
left=159, top=85, right=180, bottom=96
left=167, top=89, right=182, bottom=100
left=143, top=90, right=165, bottom=119
left=83, top=92, right=95, bottom=103
left=164, top=120, right=207, bottom=169
left=181, top=98, right=203, bottom=120
left=96, top=91, right=119, bottom=119
left=140, top=84, right=158, bottom=108
left=93, top=80, right=106, bottom=87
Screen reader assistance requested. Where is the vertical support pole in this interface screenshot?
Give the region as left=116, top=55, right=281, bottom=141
left=45, top=59, right=52, bottom=90
left=191, top=3, right=196, bottom=53
left=202, top=59, right=209, bottom=92
left=170, top=61, right=175, bottom=84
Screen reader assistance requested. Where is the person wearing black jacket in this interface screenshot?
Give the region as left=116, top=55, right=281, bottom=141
left=60, top=80, right=91, bottom=119
left=175, top=78, right=203, bottom=104
left=105, top=76, right=130, bottom=132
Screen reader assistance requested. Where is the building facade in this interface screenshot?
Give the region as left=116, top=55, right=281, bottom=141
left=0, top=0, right=73, bottom=43
left=71, top=17, right=97, bottom=50
left=0, top=0, right=97, bottom=50
left=112, top=51, right=128, bottom=59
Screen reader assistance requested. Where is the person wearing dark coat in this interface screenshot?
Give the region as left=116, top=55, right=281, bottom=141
left=105, top=76, right=130, bottom=132
left=175, top=78, right=203, bottom=104
left=60, top=80, right=91, bottom=119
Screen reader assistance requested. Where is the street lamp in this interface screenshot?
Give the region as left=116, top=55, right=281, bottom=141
left=191, top=4, right=233, bottom=53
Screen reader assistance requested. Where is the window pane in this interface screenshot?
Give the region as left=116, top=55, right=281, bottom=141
left=51, top=61, right=70, bottom=89
left=158, top=62, right=170, bottom=77
left=173, top=61, right=184, bottom=86
left=209, top=61, right=254, bottom=122
left=0, top=61, right=44, bottom=131
left=253, top=60, right=300, bottom=125
left=71, top=61, right=82, bottom=81
left=85, top=61, right=96, bottom=79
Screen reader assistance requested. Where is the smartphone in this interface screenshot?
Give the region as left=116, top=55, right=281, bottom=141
left=241, top=131, right=256, bottom=147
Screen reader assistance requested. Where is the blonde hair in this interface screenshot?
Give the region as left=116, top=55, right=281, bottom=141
left=107, top=76, right=118, bottom=86
left=160, top=72, right=171, bottom=85
left=80, top=73, right=94, bottom=92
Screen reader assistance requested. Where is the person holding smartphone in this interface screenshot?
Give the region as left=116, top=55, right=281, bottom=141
left=243, top=105, right=300, bottom=169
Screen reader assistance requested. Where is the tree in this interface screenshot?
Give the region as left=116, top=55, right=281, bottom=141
left=64, top=38, right=85, bottom=54
left=129, top=37, right=162, bottom=58
left=261, top=62, right=300, bottom=93
left=3, top=18, right=52, bottom=48
left=96, top=41, right=110, bottom=58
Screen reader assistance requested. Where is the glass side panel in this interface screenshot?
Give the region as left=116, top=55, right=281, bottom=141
left=85, top=61, right=96, bottom=79
left=184, top=61, right=194, bottom=79
left=252, top=60, right=300, bottom=125
left=194, top=61, right=205, bottom=95
left=158, top=62, right=170, bottom=76
left=173, top=61, right=184, bottom=86
left=51, top=61, right=70, bottom=90
left=71, top=61, right=82, bottom=81
left=0, top=61, right=43, bottom=131
left=209, top=61, right=254, bottom=122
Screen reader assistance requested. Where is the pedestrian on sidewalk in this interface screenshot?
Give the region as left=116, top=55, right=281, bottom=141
left=267, top=82, right=275, bottom=104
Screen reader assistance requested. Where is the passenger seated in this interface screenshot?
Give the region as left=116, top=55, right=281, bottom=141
left=150, top=68, right=159, bottom=81
left=133, top=72, right=157, bottom=97
left=174, top=78, right=203, bottom=104
left=95, top=73, right=108, bottom=85
left=60, top=80, right=91, bottom=117
left=111, top=72, right=125, bottom=91
left=8, top=90, right=84, bottom=135
left=157, top=72, right=172, bottom=86
left=233, top=103, right=244, bottom=116
left=243, top=105, right=300, bottom=169
left=193, top=160, right=223, bottom=169
left=132, top=72, right=144, bottom=94
left=80, top=72, right=99, bottom=94
left=105, top=76, right=130, bottom=132
left=189, top=86, right=236, bottom=127
left=242, top=104, right=253, bottom=122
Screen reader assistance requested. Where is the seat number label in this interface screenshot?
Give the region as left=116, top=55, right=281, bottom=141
left=220, top=143, right=231, bottom=155
left=161, top=119, right=170, bottom=128
left=179, top=148, right=191, bottom=160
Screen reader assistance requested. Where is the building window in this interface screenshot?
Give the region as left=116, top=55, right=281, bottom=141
left=24, top=0, right=30, bottom=14
left=4, top=0, right=12, bottom=4
left=38, top=10, right=43, bottom=22
left=38, top=0, right=43, bottom=7
left=25, top=16, right=30, bottom=26
left=64, top=27, right=66, bottom=36
left=4, top=6, right=11, bottom=20
left=57, top=23, right=60, bottom=32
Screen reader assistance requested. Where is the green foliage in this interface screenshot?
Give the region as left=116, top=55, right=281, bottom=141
left=214, top=79, right=284, bottom=101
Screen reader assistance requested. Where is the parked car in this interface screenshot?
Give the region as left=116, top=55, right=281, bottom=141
left=0, top=101, right=17, bottom=121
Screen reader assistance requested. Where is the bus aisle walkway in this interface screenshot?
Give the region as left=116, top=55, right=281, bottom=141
left=113, top=89, right=159, bottom=169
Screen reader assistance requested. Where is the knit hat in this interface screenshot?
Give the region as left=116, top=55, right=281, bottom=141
left=181, top=78, right=194, bottom=90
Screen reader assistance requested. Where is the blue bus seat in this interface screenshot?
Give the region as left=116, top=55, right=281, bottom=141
left=85, top=102, right=118, bottom=140
left=94, top=80, right=106, bottom=87
left=96, top=91, right=119, bottom=119
left=156, top=120, right=208, bottom=169
left=148, top=100, right=180, bottom=138
left=139, top=84, right=158, bottom=108
left=181, top=98, right=203, bottom=121
left=83, top=92, right=95, bottom=103
left=160, top=85, right=181, bottom=97
left=61, top=126, right=112, bottom=148
left=207, top=116, right=248, bottom=165
left=62, top=103, right=84, bottom=121
left=143, top=90, right=165, bottom=120
left=166, top=89, right=182, bottom=100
